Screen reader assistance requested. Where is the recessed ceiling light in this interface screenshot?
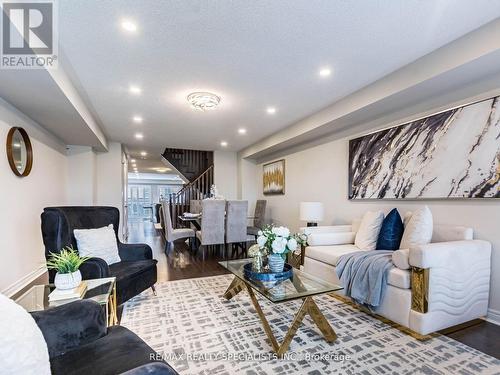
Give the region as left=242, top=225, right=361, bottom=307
left=319, top=67, right=332, bottom=77
left=238, top=128, right=247, bottom=135
left=130, top=159, right=136, bottom=163
left=135, top=133, right=144, bottom=139
left=121, top=19, right=137, bottom=33
left=187, top=92, right=221, bottom=111
left=132, top=116, right=143, bottom=123
left=140, top=151, right=147, bottom=156
left=220, top=141, right=228, bottom=147
left=266, top=107, right=276, bottom=115
left=129, top=85, right=142, bottom=95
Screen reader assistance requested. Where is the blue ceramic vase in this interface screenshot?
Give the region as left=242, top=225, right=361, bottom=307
left=268, top=254, right=285, bottom=273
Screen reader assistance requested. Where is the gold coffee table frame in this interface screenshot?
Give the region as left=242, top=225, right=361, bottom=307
left=220, top=260, right=341, bottom=357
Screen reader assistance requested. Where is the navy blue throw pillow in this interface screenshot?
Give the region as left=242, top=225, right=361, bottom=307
left=376, top=208, right=404, bottom=250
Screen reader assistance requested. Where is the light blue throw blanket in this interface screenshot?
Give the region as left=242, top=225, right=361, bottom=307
left=335, top=250, right=394, bottom=309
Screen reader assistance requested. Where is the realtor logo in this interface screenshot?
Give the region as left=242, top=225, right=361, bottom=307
left=1, top=0, right=58, bottom=69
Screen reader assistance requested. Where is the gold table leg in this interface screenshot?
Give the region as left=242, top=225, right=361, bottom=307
left=224, top=276, right=337, bottom=356
left=107, top=282, right=118, bottom=326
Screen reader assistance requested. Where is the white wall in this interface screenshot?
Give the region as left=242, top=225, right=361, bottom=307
left=241, top=98, right=500, bottom=324
left=67, top=146, right=97, bottom=205
left=237, top=157, right=258, bottom=213
left=0, top=99, right=68, bottom=296
left=66, top=142, right=125, bottom=239
left=214, top=150, right=238, bottom=199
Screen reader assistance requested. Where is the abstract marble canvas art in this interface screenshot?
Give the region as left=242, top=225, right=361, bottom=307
left=349, top=96, right=500, bottom=199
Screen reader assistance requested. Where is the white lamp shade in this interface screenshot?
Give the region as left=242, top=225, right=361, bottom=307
left=300, top=202, right=324, bottom=222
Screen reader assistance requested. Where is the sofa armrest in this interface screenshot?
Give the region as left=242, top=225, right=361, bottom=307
left=121, top=362, right=178, bottom=375
left=31, top=300, right=107, bottom=359
left=409, top=240, right=491, bottom=317
left=118, top=242, right=153, bottom=261
left=79, top=257, right=110, bottom=279
left=409, top=240, right=491, bottom=269
left=307, top=232, right=356, bottom=246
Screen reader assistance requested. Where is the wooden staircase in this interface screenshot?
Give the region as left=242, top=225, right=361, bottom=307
left=162, top=148, right=213, bottom=183
left=162, top=148, right=214, bottom=228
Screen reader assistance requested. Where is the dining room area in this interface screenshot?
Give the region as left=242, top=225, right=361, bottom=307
left=137, top=197, right=267, bottom=282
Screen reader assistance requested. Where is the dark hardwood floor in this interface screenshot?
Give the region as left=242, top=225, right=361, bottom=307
left=127, top=218, right=233, bottom=282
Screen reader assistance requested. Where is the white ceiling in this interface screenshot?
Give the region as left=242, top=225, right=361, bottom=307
left=3, top=1, right=500, bottom=173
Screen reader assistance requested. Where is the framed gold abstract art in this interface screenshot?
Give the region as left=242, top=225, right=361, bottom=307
left=263, top=159, right=285, bottom=195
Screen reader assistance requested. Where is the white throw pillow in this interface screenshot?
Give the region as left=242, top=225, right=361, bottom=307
left=354, top=211, right=384, bottom=250
left=0, top=293, right=51, bottom=375
left=403, top=211, right=413, bottom=227
left=399, top=206, right=433, bottom=249
left=74, top=224, right=121, bottom=265
left=392, top=249, right=410, bottom=270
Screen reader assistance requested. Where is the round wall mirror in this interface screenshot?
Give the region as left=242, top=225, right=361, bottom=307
left=6, top=127, right=33, bottom=177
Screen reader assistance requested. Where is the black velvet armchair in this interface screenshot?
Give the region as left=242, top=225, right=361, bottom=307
left=41, top=206, right=157, bottom=305
left=32, top=300, right=177, bottom=375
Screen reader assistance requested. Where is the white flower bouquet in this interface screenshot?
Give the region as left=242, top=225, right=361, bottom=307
left=256, top=225, right=307, bottom=261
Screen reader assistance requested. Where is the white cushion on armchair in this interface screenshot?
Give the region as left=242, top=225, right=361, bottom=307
left=0, top=294, right=51, bottom=375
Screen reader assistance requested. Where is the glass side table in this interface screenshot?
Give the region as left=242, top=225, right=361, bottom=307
left=15, top=277, right=118, bottom=326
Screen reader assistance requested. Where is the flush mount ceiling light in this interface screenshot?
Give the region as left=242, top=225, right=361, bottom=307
left=132, top=116, right=143, bottom=123
left=187, top=92, right=221, bottom=111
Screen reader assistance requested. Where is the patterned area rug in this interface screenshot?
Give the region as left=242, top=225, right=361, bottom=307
left=121, top=275, right=500, bottom=374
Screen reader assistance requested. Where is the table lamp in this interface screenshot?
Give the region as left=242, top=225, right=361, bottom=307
left=300, top=202, right=324, bottom=227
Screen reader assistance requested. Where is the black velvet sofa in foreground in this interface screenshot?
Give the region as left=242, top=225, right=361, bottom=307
left=32, top=300, right=176, bottom=375
left=41, top=206, right=157, bottom=305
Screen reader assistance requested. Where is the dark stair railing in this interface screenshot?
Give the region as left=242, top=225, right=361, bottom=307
left=169, top=165, right=214, bottom=228
left=162, top=148, right=213, bottom=183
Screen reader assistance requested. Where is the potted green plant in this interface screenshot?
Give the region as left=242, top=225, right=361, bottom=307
left=46, top=247, right=89, bottom=290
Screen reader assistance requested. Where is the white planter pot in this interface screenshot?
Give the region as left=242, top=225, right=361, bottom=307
left=54, top=270, right=82, bottom=290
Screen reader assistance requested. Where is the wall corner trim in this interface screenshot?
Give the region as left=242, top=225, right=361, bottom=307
left=2, top=264, right=47, bottom=297
left=486, top=308, right=500, bottom=326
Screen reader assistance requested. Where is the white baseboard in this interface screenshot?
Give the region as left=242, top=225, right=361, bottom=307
left=2, top=265, right=47, bottom=297
left=486, top=308, right=500, bottom=326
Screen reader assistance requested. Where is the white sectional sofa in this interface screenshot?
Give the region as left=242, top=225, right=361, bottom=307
left=301, top=222, right=492, bottom=336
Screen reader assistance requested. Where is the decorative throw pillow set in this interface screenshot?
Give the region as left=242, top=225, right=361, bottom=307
left=354, top=206, right=433, bottom=251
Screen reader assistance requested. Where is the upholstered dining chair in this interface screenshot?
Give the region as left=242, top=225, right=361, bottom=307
left=247, top=199, right=267, bottom=238
left=41, top=206, right=157, bottom=305
left=225, top=200, right=249, bottom=259
left=161, top=201, right=196, bottom=252
left=196, top=199, right=225, bottom=255
left=190, top=199, right=202, bottom=214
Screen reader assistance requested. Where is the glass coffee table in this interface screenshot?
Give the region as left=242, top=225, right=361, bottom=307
left=15, top=277, right=118, bottom=326
left=219, top=259, right=343, bottom=356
